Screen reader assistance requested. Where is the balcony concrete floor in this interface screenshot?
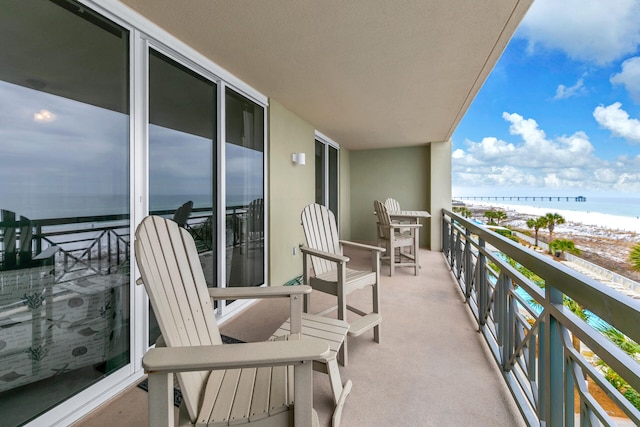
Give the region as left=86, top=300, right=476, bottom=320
left=75, top=248, right=525, bottom=427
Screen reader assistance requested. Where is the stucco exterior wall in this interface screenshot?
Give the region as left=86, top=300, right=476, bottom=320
left=267, top=100, right=315, bottom=286
left=339, top=148, right=351, bottom=240
left=350, top=146, right=431, bottom=248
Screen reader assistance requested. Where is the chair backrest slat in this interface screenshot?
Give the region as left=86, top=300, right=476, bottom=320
left=301, top=204, right=341, bottom=276
left=135, top=216, right=222, bottom=422
left=374, top=200, right=392, bottom=240
left=384, top=198, right=401, bottom=212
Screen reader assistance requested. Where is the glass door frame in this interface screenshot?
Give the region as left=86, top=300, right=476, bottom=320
left=315, top=130, right=340, bottom=224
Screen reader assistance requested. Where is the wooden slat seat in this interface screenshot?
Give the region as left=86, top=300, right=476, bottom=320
left=196, top=337, right=300, bottom=426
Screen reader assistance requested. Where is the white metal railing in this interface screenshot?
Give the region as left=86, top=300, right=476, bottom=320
left=442, top=209, right=640, bottom=427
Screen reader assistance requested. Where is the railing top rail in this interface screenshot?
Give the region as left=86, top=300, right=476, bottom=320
left=443, top=208, right=640, bottom=344
left=0, top=205, right=250, bottom=229
left=0, top=213, right=130, bottom=228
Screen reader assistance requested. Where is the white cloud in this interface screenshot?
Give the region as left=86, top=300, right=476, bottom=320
left=452, top=111, right=640, bottom=193
left=593, top=102, right=640, bottom=143
left=610, top=56, right=640, bottom=102
left=466, top=136, right=515, bottom=159
left=500, top=113, right=594, bottom=167
left=517, top=0, right=640, bottom=64
left=554, top=78, right=585, bottom=100
left=594, top=168, right=619, bottom=183
left=451, top=148, right=465, bottom=159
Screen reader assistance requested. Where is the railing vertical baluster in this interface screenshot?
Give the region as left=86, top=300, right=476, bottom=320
left=564, top=342, right=575, bottom=427
left=477, top=238, right=486, bottom=327
left=498, top=273, right=508, bottom=366
left=464, top=228, right=472, bottom=296
left=449, top=221, right=455, bottom=268
left=538, top=316, right=547, bottom=421
left=35, top=225, right=42, bottom=254
left=115, top=231, right=120, bottom=267
left=442, top=217, right=447, bottom=258
left=107, top=230, right=111, bottom=269
left=454, top=232, right=461, bottom=278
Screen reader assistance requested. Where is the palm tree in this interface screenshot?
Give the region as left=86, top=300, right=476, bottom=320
left=549, top=238, right=581, bottom=259
left=526, top=216, right=548, bottom=246
left=630, top=242, right=640, bottom=272
left=484, top=210, right=497, bottom=224
left=544, top=212, right=565, bottom=246
left=494, top=210, right=507, bottom=226
left=595, top=324, right=640, bottom=409
left=452, top=206, right=472, bottom=218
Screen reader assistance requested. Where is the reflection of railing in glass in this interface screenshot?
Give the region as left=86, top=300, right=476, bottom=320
left=0, top=205, right=263, bottom=281
left=225, top=202, right=264, bottom=287
left=0, top=211, right=131, bottom=395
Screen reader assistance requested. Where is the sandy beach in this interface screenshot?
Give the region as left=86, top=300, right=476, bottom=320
left=461, top=201, right=640, bottom=283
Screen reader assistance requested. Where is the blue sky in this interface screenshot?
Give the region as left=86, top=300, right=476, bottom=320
left=452, top=0, right=640, bottom=198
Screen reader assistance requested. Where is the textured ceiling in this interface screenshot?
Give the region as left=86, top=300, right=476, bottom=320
left=120, top=0, right=532, bottom=150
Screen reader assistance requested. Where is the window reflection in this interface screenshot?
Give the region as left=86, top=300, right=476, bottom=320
left=225, top=90, right=265, bottom=287
left=148, top=49, right=216, bottom=344
left=0, top=1, right=130, bottom=424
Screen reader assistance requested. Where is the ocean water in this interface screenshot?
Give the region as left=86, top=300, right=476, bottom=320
left=457, top=196, right=640, bottom=219
left=0, top=193, right=261, bottom=222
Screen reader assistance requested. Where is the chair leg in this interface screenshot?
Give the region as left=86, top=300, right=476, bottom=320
left=338, top=339, right=348, bottom=367
left=303, top=292, right=310, bottom=313
left=372, top=272, right=381, bottom=344
left=327, top=358, right=352, bottom=427
left=337, top=286, right=348, bottom=366
left=414, top=230, right=420, bottom=275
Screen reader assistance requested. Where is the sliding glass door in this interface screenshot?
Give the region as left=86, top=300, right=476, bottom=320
left=0, top=1, right=130, bottom=424
left=315, top=139, right=339, bottom=220
left=147, top=54, right=266, bottom=328
left=225, top=89, right=265, bottom=288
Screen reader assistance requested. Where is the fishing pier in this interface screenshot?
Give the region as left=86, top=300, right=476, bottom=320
left=456, top=195, right=587, bottom=202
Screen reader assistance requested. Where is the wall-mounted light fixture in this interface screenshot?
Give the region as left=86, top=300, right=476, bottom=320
left=292, top=152, right=306, bottom=166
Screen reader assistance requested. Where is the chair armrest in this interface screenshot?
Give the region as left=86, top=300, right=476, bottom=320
left=143, top=339, right=330, bottom=373
left=299, top=246, right=349, bottom=263
left=339, top=240, right=385, bottom=253
left=208, top=285, right=312, bottom=300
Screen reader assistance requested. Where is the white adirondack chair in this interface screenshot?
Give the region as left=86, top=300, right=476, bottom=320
left=374, top=200, right=421, bottom=276
left=135, top=215, right=329, bottom=427
left=300, top=203, right=385, bottom=366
